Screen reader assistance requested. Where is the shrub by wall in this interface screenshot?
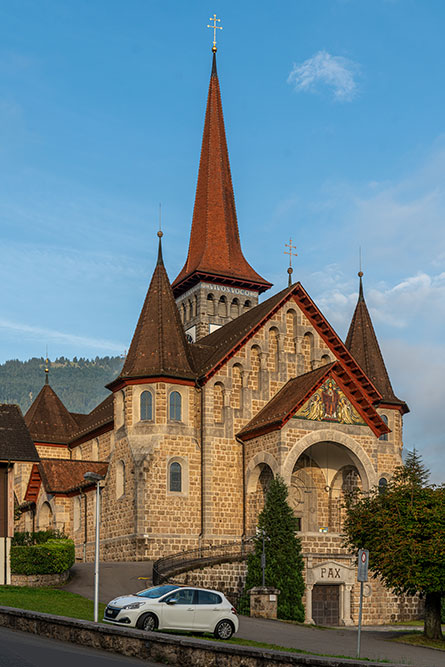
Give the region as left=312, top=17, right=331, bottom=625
left=12, top=529, right=67, bottom=546
left=10, top=539, right=75, bottom=575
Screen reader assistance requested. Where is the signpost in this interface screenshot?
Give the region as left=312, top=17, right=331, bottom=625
left=357, top=548, right=369, bottom=658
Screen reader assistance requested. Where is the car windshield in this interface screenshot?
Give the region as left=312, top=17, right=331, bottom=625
left=136, top=585, right=179, bottom=599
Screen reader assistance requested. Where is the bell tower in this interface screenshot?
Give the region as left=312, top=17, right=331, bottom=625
left=172, top=49, right=271, bottom=342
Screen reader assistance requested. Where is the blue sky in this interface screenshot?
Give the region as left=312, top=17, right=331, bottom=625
left=1, top=0, right=445, bottom=480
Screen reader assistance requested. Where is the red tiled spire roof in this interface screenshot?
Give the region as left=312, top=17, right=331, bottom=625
left=345, top=273, right=408, bottom=413
left=172, top=53, right=272, bottom=296
left=25, top=383, right=78, bottom=444
left=109, top=235, right=195, bottom=387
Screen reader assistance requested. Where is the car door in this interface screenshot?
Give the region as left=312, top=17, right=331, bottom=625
left=160, top=588, right=196, bottom=630
left=193, top=590, right=224, bottom=631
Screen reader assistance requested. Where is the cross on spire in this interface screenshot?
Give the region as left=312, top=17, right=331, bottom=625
left=207, top=14, right=222, bottom=52
left=284, top=238, right=298, bottom=286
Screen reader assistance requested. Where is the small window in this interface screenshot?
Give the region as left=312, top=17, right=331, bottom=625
left=197, top=590, right=222, bottom=605
left=169, top=462, right=182, bottom=492
left=379, top=415, right=388, bottom=441
left=169, top=391, right=182, bottom=421
left=140, top=391, right=153, bottom=421
left=379, top=477, right=388, bottom=494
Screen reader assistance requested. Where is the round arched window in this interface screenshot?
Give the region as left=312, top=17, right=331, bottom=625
left=169, top=462, right=182, bottom=492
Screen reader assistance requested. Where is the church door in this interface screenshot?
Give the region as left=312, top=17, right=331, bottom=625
left=312, top=585, right=339, bottom=625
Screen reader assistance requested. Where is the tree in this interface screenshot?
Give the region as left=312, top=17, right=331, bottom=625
left=343, top=450, right=445, bottom=640
left=240, top=475, right=305, bottom=621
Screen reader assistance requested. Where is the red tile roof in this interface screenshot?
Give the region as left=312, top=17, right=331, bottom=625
left=38, top=459, right=108, bottom=494
left=345, top=276, right=408, bottom=413
left=69, top=394, right=114, bottom=444
left=172, top=53, right=271, bottom=297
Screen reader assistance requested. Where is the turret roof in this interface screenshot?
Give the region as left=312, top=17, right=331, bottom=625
left=172, top=53, right=271, bottom=296
left=110, top=236, right=195, bottom=387
left=25, top=383, right=78, bottom=444
left=345, top=275, right=408, bottom=413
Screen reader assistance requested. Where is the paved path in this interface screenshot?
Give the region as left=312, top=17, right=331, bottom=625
left=60, top=563, right=444, bottom=667
left=237, top=616, right=444, bottom=667
left=0, top=625, right=157, bottom=666
left=62, top=561, right=152, bottom=604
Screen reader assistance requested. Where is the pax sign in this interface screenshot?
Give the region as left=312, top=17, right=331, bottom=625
left=320, top=567, right=341, bottom=579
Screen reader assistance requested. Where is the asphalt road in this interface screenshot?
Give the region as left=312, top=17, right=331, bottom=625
left=0, top=626, right=158, bottom=666
left=63, top=561, right=153, bottom=603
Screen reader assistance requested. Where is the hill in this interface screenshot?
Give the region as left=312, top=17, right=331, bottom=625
left=0, top=356, right=124, bottom=415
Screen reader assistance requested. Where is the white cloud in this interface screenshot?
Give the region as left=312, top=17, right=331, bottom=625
left=287, top=51, right=359, bottom=101
left=0, top=318, right=124, bottom=354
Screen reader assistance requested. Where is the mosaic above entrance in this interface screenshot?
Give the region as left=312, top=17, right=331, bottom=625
left=293, top=378, right=366, bottom=426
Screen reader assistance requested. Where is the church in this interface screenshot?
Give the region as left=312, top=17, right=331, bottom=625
left=14, top=47, right=420, bottom=626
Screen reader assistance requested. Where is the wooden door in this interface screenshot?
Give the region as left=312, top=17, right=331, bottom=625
left=312, top=585, right=339, bottom=625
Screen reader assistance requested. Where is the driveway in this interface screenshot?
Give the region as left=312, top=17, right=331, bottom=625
left=62, top=561, right=152, bottom=604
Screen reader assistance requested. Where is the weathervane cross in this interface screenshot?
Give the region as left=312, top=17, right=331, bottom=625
left=207, top=14, right=222, bottom=52
left=284, top=238, right=298, bottom=286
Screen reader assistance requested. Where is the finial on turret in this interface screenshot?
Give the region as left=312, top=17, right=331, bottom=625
left=157, top=203, right=164, bottom=264
left=284, top=238, right=298, bottom=287
left=45, top=357, right=49, bottom=384
left=358, top=247, right=364, bottom=301
left=207, top=14, right=222, bottom=53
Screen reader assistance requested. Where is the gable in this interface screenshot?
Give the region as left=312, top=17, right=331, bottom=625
left=294, top=377, right=366, bottom=427
left=237, top=362, right=389, bottom=441
left=195, top=282, right=381, bottom=405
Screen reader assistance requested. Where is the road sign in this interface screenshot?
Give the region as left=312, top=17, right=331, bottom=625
left=357, top=548, right=369, bottom=582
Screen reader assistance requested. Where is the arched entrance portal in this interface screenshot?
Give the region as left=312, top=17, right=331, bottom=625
left=289, top=442, right=364, bottom=534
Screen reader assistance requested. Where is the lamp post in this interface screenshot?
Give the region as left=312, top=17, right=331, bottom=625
left=83, top=471, right=104, bottom=623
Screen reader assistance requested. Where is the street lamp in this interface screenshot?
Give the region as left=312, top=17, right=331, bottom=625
left=84, top=471, right=105, bottom=623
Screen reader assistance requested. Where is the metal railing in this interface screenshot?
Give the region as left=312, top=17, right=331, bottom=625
left=152, top=538, right=254, bottom=585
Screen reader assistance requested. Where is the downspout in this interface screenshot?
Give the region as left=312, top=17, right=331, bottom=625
left=199, top=384, right=204, bottom=556
left=4, top=461, right=13, bottom=585
left=235, top=437, right=246, bottom=544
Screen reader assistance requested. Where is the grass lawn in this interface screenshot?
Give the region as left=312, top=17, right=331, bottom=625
left=392, top=632, right=445, bottom=651
left=0, top=586, right=106, bottom=622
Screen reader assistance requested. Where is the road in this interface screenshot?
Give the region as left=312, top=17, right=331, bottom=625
left=0, top=626, right=159, bottom=667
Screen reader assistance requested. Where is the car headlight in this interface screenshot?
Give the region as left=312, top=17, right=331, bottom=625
left=122, top=602, right=146, bottom=610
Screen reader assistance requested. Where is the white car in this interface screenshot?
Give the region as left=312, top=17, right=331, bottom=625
left=103, top=584, right=239, bottom=639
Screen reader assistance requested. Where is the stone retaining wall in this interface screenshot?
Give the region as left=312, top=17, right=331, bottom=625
left=173, top=560, right=247, bottom=606
left=0, top=606, right=404, bottom=667
left=11, top=570, right=70, bottom=588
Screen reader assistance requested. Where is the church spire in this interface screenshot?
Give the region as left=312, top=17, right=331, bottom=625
left=172, top=51, right=272, bottom=297
left=345, top=272, right=408, bottom=412
left=109, top=233, right=195, bottom=387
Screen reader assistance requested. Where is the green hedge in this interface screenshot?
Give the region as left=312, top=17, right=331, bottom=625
left=10, top=539, right=75, bottom=575
left=12, top=529, right=68, bottom=546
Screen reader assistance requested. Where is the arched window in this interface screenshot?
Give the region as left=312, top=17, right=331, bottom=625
left=230, top=298, right=239, bottom=318
left=140, top=391, right=153, bottom=421
left=38, top=502, right=53, bottom=530
left=244, top=300, right=251, bottom=311
left=169, top=462, right=182, bottom=492
left=378, top=477, right=388, bottom=494
left=218, top=295, right=227, bottom=317
left=116, top=460, right=125, bottom=498
left=207, top=294, right=216, bottom=315
left=379, top=415, right=388, bottom=441
left=169, top=391, right=182, bottom=421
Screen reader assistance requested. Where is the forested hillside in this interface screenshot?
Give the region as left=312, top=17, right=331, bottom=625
left=0, top=356, right=124, bottom=415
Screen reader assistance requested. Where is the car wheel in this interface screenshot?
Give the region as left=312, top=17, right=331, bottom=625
left=137, top=612, right=158, bottom=632
left=214, top=619, right=234, bottom=640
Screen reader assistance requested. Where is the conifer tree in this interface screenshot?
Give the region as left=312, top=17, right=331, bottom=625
left=240, top=475, right=305, bottom=621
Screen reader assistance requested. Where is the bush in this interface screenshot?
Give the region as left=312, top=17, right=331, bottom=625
left=10, top=539, right=75, bottom=575
left=12, top=529, right=68, bottom=546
